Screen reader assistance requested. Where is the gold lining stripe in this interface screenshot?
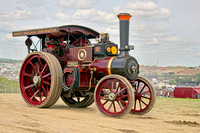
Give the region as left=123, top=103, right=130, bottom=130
left=108, top=56, right=115, bottom=75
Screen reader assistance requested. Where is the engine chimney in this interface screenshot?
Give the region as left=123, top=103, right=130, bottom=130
left=117, top=13, right=132, bottom=58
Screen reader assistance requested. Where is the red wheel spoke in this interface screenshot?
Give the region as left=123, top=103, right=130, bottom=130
left=25, top=84, right=35, bottom=90
left=23, top=72, right=34, bottom=78
left=28, top=61, right=37, bottom=73
left=30, top=90, right=39, bottom=100
left=32, top=87, right=37, bottom=93
left=43, top=73, right=51, bottom=79
left=37, top=57, right=43, bottom=68
left=35, top=63, right=40, bottom=73
left=101, top=89, right=109, bottom=95
left=118, top=95, right=128, bottom=98
left=133, top=86, right=137, bottom=92
left=116, top=82, right=120, bottom=93
left=141, top=99, right=147, bottom=106
left=40, top=91, right=43, bottom=102
left=139, top=85, right=146, bottom=93
left=46, top=85, right=49, bottom=92
left=104, top=82, right=112, bottom=92
left=118, top=98, right=127, bottom=106
left=139, top=100, right=142, bottom=110
left=111, top=80, right=114, bottom=92
left=41, top=85, right=48, bottom=95
left=107, top=102, right=113, bottom=111
left=134, top=99, right=137, bottom=110
left=112, top=101, right=116, bottom=113
left=142, top=91, right=150, bottom=94
left=117, top=87, right=126, bottom=95
left=116, top=100, right=123, bottom=110
left=41, top=64, right=47, bottom=73
left=141, top=96, right=150, bottom=99
left=100, top=96, right=106, bottom=99
left=130, top=81, right=137, bottom=92
left=43, top=81, right=51, bottom=86
left=136, top=81, right=140, bottom=92
left=103, top=99, right=109, bottom=106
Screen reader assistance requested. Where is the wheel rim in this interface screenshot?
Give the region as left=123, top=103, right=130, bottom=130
left=20, top=54, right=52, bottom=105
left=95, top=78, right=130, bottom=116
left=130, top=78, right=153, bottom=113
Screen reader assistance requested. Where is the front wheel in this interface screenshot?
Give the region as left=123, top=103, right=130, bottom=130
left=129, top=76, right=156, bottom=115
left=94, top=74, right=134, bottom=118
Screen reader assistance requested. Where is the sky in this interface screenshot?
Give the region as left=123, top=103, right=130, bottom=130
left=0, top=0, right=200, bottom=66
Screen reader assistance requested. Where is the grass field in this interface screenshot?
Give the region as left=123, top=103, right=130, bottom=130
left=155, top=97, right=200, bottom=114
left=0, top=76, right=19, bottom=93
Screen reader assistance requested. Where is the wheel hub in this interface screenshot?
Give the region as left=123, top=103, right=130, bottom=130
left=33, top=76, right=41, bottom=85
left=135, top=92, right=142, bottom=100
left=108, top=92, right=116, bottom=101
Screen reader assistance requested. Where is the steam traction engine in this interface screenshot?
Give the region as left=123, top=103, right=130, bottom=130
left=13, top=13, right=156, bottom=118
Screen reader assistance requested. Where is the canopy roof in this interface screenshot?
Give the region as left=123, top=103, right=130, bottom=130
left=12, top=25, right=99, bottom=39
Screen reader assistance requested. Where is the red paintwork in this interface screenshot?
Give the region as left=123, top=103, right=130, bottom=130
left=43, top=46, right=94, bottom=66
left=66, top=74, right=74, bottom=87
left=79, top=68, right=95, bottom=88
left=73, top=47, right=93, bottom=62
left=63, top=68, right=73, bottom=73
left=43, top=44, right=114, bottom=89
left=90, top=57, right=114, bottom=77
left=174, top=87, right=200, bottom=99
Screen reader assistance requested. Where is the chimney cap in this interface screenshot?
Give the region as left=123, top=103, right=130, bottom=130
left=117, top=13, right=132, bottom=20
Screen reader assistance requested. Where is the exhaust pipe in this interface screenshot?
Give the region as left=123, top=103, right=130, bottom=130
left=117, top=13, right=132, bottom=58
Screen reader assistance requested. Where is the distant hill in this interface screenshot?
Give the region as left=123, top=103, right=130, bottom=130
left=0, top=58, right=22, bottom=63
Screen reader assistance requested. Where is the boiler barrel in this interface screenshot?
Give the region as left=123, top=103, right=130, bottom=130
left=90, top=56, right=139, bottom=80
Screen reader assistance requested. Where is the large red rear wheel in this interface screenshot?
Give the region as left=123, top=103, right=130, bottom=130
left=19, top=52, right=62, bottom=107
left=94, top=74, right=134, bottom=118
left=129, top=76, right=156, bottom=115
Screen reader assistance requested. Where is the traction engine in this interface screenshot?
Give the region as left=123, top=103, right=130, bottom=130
left=13, top=13, right=156, bottom=118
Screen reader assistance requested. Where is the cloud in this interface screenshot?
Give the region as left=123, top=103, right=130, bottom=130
left=73, top=9, right=116, bottom=23
left=54, top=9, right=116, bottom=24
left=72, top=8, right=96, bottom=19
left=164, top=36, right=184, bottom=43
left=0, top=10, right=33, bottom=21
left=113, top=1, right=171, bottom=21
left=58, top=0, right=99, bottom=9
left=183, top=47, right=192, bottom=52
left=127, top=1, right=157, bottom=11
left=131, top=23, right=166, bottom=37
left=105, top=26, right=119, bottom=36
left=0, top=21, right=15, bottom=31
left=1, top=33, right=26, bottom=44
left=53, top=12, right=69, bottom=21
left=16, top=0, right=46, bottom=7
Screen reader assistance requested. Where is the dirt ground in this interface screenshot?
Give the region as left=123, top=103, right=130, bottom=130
left=0, top=94, right=199, bottom=133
